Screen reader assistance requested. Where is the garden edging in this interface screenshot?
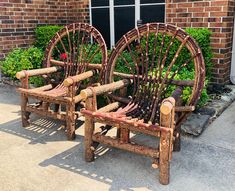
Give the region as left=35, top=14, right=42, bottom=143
left=182, top=85, right=235, bottom=136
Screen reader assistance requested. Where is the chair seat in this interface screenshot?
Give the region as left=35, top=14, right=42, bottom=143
left=81, top=105, right=164, bottom=134
left=18, top=85, right=68, bottom=99
left=85, top=101, right=160, bottom=125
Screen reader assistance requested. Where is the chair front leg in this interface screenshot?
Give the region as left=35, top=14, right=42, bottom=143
left=66, top=86, right=76, bottom=140
left=159, top=131, right=171, bottom=185
left=66, top=101, right=76, bottom=140
left=159, top=97, right=175, bottom=185
left=20, top=77, right=30, bottom=127
left=84, top=97, right=95, bottom=162
left=21, top=93, right=30, bottom=127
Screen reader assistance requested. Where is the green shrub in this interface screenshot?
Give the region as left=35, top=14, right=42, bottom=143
left=35, top=25, right=63, bottom=50
left=185, top=28, right=213, bottom=80
left=1, top=49, right=31, bottom=79
left=172, top=28, right=212, bottom=106
left=163, top=68, right=209, bottom=106
left=0, top=47, right=44, bottom=86
left=25, top=47, right=44, bottom=69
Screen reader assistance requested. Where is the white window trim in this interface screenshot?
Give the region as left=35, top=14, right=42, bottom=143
left=110, top=0, right=115, bottom=48
left=89, top=0, right=92, bottom=26
left=135, top=0, right=140, bottom=27
left=90, top=0, right=166, bottom=47
left=140, top=3, right=165, bottom=6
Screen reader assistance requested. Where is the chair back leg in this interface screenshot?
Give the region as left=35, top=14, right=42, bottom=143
left=173, top=127, right=181, bottom=152
left=120, top=128, right=130, bottom=143
left=54, top=104, right=60, bottom=112
left=42, top=102, right=50, bottom=111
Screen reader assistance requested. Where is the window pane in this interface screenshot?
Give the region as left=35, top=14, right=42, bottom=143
left=114, top=0, right=135, bottom=5
left=92, top=8, right=110, bottom=47
left=140, top=5, right=165, bottom=23
left=91, top=0, right=109, bottom=7
left=114, top=7, right=135, bottom=43
left=140, top=0, right=165, bottom=4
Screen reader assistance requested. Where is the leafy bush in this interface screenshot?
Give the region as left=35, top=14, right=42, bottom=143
left=0, top=47, right=44, bottom=86
left=35, top=25, right=63, bottom=50
left=25, top=46, right=44, bottom=69
left=163, top=68, right=209, bottom=107
left=171, top=28, right=212, bottom=106
left=1, top=49, right=31, bottom=79
left=185, top=28, right=213, bottom=80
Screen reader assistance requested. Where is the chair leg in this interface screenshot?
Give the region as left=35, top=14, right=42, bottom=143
left=120, top=127, right=130, bottom=143
left=116, top=128, right=121, bottom=138
left=173, top=127, right=181, bottom=152
left=84, top=116, right=95, bottom=162
left=54, top=104, right=60, bottom=112
left=66, top=103, right=76, bottom=140
left=42, top=101, right=50, bottom=111
left=159, top=131, right=171, bottom=185
left=21, top=94, right=30, bottom=127
left=159, top=97, right=175, bottom=184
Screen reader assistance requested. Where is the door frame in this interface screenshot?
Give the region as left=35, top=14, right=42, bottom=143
left=230, top=13, right=235, bottom=84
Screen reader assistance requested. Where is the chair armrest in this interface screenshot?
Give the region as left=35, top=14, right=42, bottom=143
left=80, top=79, right=131, bottom=100
left=171, top=87, right=195, bottom=112
left=160, top=97, right=175, bottom=116
left=171, top=87, right=183, bottom=103
left=50, top=59, right=102, bottom=70
left=63, top=70, right=97, bottom=87
left=16, top=66, right=61, bottom=79
left=97, top=102, right=122, bottom=112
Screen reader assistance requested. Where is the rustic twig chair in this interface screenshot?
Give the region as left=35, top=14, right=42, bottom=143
left=16, top=23, right=107, bottom=140
left=80, top=23, right=205, bottom=184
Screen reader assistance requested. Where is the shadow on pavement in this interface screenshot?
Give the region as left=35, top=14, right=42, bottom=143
left=0, top=116, right=84, bottom=144
left=38, top=136, right=235, bottom=191
left=39, top=139, right=161, bottom=191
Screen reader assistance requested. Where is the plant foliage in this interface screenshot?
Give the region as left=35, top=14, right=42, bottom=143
left=34, top=25, right=63, bottom=50
left=0, top=47, right=44, bottom=86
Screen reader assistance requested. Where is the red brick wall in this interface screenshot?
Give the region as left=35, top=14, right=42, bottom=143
left=67, top=0, right=90, bottom=23
left=0, top=0, right=89, bottom=60
left=1, top=0, right=235, bottom=84
left=166, top=0, right=235, bottom=84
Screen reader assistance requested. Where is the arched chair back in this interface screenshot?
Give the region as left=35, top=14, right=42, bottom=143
left=106, top=23, right=205, bottom=126
left=44, top=23, right=107, bottom=86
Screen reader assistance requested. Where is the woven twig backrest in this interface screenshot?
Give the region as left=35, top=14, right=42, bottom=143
left=106, top=23, right=205, bottom=124
left=43, top=23, right=107, bottom=84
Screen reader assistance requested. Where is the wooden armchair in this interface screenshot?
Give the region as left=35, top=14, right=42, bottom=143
left=16, top=23, right=107, bottom=140
left=80, top=23, right=205, bottom=184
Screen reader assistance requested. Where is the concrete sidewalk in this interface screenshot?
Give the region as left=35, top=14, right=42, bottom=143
left=0, top=83, right=234, bottom=191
